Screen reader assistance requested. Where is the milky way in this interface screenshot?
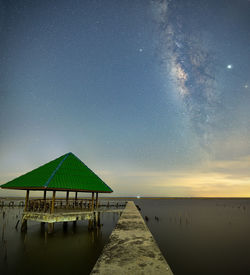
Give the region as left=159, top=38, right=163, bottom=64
left=0, top=0, right=250, bottom=196
left=153, top=0, right=221, bottom=149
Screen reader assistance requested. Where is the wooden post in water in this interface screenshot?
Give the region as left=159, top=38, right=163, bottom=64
left=51, top=190, right=56, bottom=213
left=93, top=211, right=96, bottom=227
left=66, top=191, right=69, bottom=209
left=24, top=190, right=30, bottom=211
left=88, top=219, right=93, bottom=231
left=97, top=211, right=100, bottom=227
left=48, top=223, right=54, bottom=234
left=91, top=192, right=94, bottom=211
left=96, top=192, right=99, bottom=209
left=21, top=217, right=27, bottom=232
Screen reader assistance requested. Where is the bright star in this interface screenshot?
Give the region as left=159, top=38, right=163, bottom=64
left=227, top=64, right=232, bottom=69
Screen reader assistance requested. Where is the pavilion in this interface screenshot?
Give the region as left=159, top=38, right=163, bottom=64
left=1, top=152, right=113, bottom=232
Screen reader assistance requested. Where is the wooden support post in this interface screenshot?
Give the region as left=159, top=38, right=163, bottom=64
left=41, top=222, right=45, bottom=232
left=48, top=223, right=54, bottom=234
left=24, top=190, right=30, bottom=211
left=97, top=212, right=101, bottom=227
left=75, top=192, right=78, bottom=208
left=91, top=192, right=94, bottom=211
left=66, top=191, right=69, bottom=208
left=43, top=190, right=47, bottom=211
left=88, top=219, right=93, bottom=231
left=21, top=217, right=27, bottom=232
left=51, top=190, right=56, bottom=213
left=93, top=212, right=97, bottom=227
left=96, top=192, right=99, bottom=209
left=63, top=221, right=68, bottom=231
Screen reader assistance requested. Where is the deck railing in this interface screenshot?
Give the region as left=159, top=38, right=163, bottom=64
left=25, top=199, right=126, bottom=213
left=27, top=198, right=94, bottom=213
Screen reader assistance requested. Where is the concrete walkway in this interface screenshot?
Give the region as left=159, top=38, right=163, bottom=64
left=91, top=201, right=173, bottom=275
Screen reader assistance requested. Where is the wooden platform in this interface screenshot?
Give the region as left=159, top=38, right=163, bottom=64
left=22, top=209, right=123, bottom=223
left=91, top=201, right=173, bottom=275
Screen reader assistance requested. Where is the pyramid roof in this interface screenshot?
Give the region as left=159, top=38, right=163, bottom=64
left=0, top=152, right=113, bottom=193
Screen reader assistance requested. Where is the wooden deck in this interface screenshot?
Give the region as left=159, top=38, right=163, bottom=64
left=19, top=199, right=126, bottom=233
left=22, top=208, right=124, bottom=223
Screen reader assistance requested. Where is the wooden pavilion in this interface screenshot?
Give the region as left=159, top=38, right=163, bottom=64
left=1, top=152, right=113, bottom=232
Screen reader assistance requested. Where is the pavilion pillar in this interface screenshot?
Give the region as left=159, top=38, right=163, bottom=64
left=24, top=190, right=30, bottom=211
left=74, top=191, right=78, bottom=208
left=43, top=190, right=47, bottom=201
left=66, top=191, right=69, bottom=208
left=43, top=190, right=47, bottom=211
left=91, top=192, right=94, bottom=211
left=51, top=190, right=56, bottom=213
left=96, top=192, right=99, bottom=209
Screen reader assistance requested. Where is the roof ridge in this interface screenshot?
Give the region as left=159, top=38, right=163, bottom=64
left=44, top=153, right=70, bottom=188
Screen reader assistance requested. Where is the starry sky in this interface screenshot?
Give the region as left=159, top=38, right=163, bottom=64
left=0, top=0, right=250, bottom=197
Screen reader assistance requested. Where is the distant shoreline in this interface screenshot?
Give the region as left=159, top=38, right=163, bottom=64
left=1, top=196, right=250, bottom=200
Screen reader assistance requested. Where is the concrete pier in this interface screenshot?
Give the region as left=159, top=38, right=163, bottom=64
left=91, top=201, right=173, bottom=275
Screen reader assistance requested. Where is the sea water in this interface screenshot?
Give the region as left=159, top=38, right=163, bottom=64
left=1, top=198, right=250, bottom=275
left=135, top=198, right=250, bottom=275
left=0, top=202, right=120, bottom=275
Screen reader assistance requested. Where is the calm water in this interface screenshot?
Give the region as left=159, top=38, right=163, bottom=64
left=1, top=198, right=250, bottom=275
left=0, top=203, right=120, bottom=275
left=135, top=198, right=250, bottom=275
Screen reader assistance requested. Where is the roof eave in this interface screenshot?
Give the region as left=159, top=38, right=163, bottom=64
left=1, top=186, right=113, bottom=193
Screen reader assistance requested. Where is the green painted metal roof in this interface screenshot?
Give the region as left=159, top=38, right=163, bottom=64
left=1, top=153, right=113, bottom=193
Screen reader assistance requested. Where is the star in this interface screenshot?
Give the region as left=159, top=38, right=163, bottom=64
left=227, top=64, right=233, bottom=69
left=139, top=48, right=143, bottom=52
left=244, top=84, right=248, bottom=89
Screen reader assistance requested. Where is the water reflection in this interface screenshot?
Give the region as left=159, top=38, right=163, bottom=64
left=0, top=205, right=119, bottom=275
left=134, top=198, right=250, bottom=275
left=2, top=198, right=250, bottom=275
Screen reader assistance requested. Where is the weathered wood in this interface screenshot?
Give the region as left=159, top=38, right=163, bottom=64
left=96, top=192, right=99, bottom=209
left=24, top=190, right=29, bottom=211
left=48, top=223, right=54, bottom=234
left=43, top=190, right=47, bottom=210
left=88, top=219, right=93, bottom=230
left=22, top=210, right=96, bottom=223
left=21, top=218, right=27, bottom=232
left=66, top=191, right=69, bottom=208
left=97, top=212, right=100, bottom=227
left=51, top=190, right=56, bottom=213
left=91, top=192, right=94, bottom=211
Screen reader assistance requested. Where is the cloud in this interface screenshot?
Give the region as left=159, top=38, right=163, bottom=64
left=94, top=153, right=250, bottom=197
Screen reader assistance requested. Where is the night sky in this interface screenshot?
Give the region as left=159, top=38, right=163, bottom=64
left=0, top=0, right=250, bottom=197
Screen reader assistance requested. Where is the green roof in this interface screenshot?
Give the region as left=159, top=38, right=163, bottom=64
left=1, top=152, right=113, bottom=193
